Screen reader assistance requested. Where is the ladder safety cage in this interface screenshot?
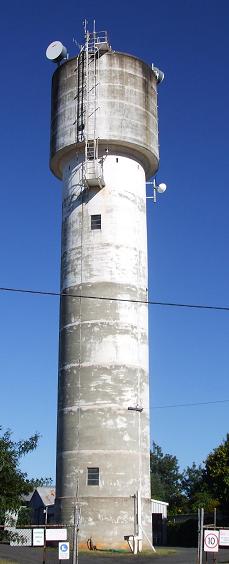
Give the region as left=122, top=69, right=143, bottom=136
left=82, top=28, right=110, bottom=189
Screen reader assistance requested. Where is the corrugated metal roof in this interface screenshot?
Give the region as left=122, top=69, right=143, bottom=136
left=21, top=492, right=33, bottom=503
left=151, top=498, right=169, bottom=506
left=36, top=487, right=56, bottom=506
left=151, top=499, right=169, bottom=518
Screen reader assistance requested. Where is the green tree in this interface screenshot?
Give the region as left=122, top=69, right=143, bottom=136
left=182, top=463, right=203, bottom=500
left=0, top=427, right=39, bottom=523
left=150, top=442, right=184, bottom=514
left=190, top=490, right=219, bottom=512
left=182, top=462, right=219, bottom=512
left=16, top=506, right=33, bottom=527
left=151, top=437, right=229, bottom=517
left=204, top=433, right=229, bottom=510
left=29, top=476, right=53, bottom=488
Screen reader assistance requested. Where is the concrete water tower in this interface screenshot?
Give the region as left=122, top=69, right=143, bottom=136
left=47, top=24, right=164, bottom=550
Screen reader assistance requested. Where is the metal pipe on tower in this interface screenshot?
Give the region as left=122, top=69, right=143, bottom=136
left=47, top=26, right=163, bottom=549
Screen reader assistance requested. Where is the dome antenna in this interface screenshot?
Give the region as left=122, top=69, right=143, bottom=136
left=146, top=178, right=167, bottom=203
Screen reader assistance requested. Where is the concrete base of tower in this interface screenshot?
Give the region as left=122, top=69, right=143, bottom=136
left=55, top=496, right=153, bottom=550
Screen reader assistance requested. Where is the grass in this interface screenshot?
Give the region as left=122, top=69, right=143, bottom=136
left=0, top=560, right=18, bottom=563
left=78, top=547, right=177, bottom=557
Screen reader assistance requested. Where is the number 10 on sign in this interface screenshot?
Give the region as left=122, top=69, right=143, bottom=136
left=204, top=530, right=219, bottom=552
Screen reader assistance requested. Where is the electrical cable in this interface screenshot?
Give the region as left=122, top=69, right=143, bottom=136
left=1, top=285, right=228, bottom=411
left=0, top=286, right=229, bottom=312
left=151, top=398, right=229, bottom=410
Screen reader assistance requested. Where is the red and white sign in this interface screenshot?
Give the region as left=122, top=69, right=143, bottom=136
left=204, top=530, right=219, bottom=552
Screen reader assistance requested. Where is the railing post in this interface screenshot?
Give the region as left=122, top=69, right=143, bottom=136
left=199, top=508, right=204, bottom=564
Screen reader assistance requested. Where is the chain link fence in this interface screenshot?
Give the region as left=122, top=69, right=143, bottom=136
left=0, top=523, right=79, bottom=563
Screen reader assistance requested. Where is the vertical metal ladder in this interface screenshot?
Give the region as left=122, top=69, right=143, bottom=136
left=83, top=26, right=109, bottom=188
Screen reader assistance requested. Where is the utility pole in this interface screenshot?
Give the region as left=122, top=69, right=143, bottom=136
left=199, top=508, right=204, bottom=564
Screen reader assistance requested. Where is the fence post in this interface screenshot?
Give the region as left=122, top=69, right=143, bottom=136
left=199, top=508, right=204, bottom=564
left=197, top=508, right=200, bottom=563
left=214, top=508, right=217, bottom=527
left=42, top=507, right=48, bottom=564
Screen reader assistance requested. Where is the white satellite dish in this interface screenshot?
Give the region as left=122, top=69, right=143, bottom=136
left=157, top=182, right=167, bottom=194
left=152, top=64, right=165, bottom=84
left=46, top=41, right=67, bottom=63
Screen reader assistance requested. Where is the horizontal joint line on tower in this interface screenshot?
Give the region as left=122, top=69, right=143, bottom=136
left=61, top=361, right=148, bottom=373
left=92, top=95, right=156, bottom=119
left=58, top=404, right=148, bottom=412
left=60, top=320, right=147, bottom=330
left=56, top=495, right=149, bottom=500
left=57, top=449, right=149, bottom=456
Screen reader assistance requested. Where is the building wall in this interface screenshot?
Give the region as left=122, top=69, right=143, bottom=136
left=152, top=500, right=169, bottom=546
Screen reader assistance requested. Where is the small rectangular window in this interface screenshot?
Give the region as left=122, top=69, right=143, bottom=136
left=87, top=467, right=99, bottom=486
left=91, top=215, right=101, bottom=230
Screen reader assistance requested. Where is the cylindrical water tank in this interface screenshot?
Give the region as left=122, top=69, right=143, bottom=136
left=50, top=51, right=159, bottom=179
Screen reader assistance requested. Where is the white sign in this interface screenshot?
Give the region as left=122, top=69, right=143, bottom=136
left=59, top=541, right=70, bottom=560
left=33, top=528, right=44, bottom=546
left=46, top=528, right=67, bottom=541
left=204, top=530, right=219, bottom=552
left=220, top=529, right=229, bottom=546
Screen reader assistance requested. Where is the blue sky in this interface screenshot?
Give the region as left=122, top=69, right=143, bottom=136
left=0, top=0, right=228, bottom=480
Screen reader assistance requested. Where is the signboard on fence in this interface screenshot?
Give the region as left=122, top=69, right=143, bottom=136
left=46, top=528, right=67, bottom=541
left=33, top=528, right=44, bottom=546
left=204, top=530, right=219, bottom=552
left=58, top=541, right=70, bottom=560
left=220, top=529, right=229, bottom=546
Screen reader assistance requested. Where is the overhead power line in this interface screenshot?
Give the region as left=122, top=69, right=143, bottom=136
left=0, top=286, right=229, bottom=312
left=1, top=286, right=228, bottom=413
left=151, top=398, right=229, bottom=410
left=0, top=286, right=228, bottom=412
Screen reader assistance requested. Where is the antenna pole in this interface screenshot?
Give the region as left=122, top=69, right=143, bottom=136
left=153, top=178, right=157, bottom=203
left=83, top=18, right=88, bottom=37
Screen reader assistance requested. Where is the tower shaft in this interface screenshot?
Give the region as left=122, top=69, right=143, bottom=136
left=56, top=153, right=151, bottom=546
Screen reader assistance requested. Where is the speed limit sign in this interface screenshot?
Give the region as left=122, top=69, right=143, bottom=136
left=204, top=530, right=219, bottom=552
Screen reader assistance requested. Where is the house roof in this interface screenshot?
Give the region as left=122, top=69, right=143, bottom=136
left=21, top=492, right=33, bottom=503
left=34, top=487, right=56, bottom=506
left=151, top=498, right=169, bottom=506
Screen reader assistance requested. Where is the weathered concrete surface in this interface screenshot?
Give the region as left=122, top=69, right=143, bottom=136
left=55, top=155, right=151, bottom=547
left=49, top=46, right=160, bottom=549
left=50, top=51, right=159, bottom=179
